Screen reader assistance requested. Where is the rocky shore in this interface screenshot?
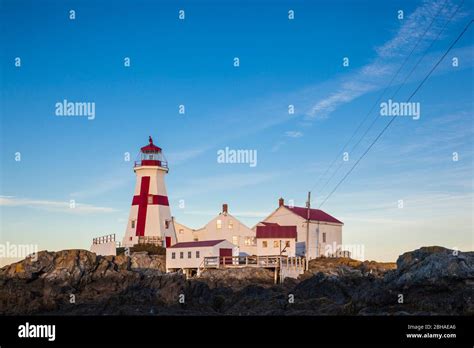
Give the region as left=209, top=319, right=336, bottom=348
left=0, top=246, right=472, bottom=315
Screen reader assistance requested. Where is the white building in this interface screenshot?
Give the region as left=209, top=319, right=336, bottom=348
left=174, top=220, right=199, bottom=242
left=260, top=198, right=343, bottom=260
left=166, top=239, right=238, bottom=276
left=90, top=234, right=117, bottom=256
left=174, top=204, right=257, bottom=256
left=255, top=222, right=297, bottom=257
left=122, top=136, right=177, bottom=248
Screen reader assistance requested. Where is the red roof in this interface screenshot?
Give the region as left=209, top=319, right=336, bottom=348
left=141, top=136, right=162, bottom=153
left=141, top=144, right=162, bottom=153
left=285, top=206, right=343, bottom=224
left=169, top=239, right=227, bottom=248
left=256, top=224, right=297, bottom=239
left=261, top=222, right=279, bottom=226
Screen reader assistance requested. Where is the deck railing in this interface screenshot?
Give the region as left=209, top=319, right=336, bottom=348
left=280, top=256, right=306, bottom=271
left=203, top=255, right=303, bottom=269
left=93, top=233, right=116, bottom=245
left=200, top=255, right=306, bottom=283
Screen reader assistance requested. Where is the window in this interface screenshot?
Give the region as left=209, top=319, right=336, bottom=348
left=193, top=237, right=199, bottom=242
left=285, top=241, right=291, bottom=248
left=131, top=220, right=135, bottom=228
left=262, top=241, right=268, bottom=248
left=129, top=237, right=133, bottom=241
left=232, top=236, right=238, bottom=245
left=171, top=252, right=176, bottom=259
left=188, top=251, right=192, bottom=258
left=180, top=252, right=184, bottom=259
left=228, top=220, right=233, bottom=229
left=323, top=232, right=327, bottom=243
left=148, top=195, right=153, bottom=204
left=245, top=237, right=256, bottom=246
left=196, top=251, right=200, bottom=258
left=273, top=241, right=279, bottom=248
left=216, top=219, right=222, bottom=229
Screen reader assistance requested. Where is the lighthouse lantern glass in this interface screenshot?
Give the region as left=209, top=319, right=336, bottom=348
left=143, top=152, right=162, bottom=161
left=134, top=137, right=168, bottom=168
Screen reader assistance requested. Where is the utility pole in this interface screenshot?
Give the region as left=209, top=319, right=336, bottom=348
left=305, top=191, right=311, bottom=270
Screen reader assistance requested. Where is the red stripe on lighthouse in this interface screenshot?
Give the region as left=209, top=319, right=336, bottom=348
left=153, top=195, right=169, bottom=206
left=132, top=195, right=169, bottom=206
left=132, top=176, right=170, bottom=237
left=135, top=176, right=150, bottom=237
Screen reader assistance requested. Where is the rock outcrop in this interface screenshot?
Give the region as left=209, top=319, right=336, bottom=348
left=199, top=267, right=275, bottom=289
left=130, top=251, right=166, bottom=272
left=0, top=246, right=472, bottom=315
left=307, top=256, right=396, bottom=278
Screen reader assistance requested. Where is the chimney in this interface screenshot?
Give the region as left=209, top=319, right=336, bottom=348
left=278, top=197, right=284, bottom=207
left=222, top=203, right=228, bottom=214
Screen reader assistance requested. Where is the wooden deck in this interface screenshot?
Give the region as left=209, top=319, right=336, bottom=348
left=199, top=255, right=306, bottom=283
left=203, top=255, right=286, bottom=268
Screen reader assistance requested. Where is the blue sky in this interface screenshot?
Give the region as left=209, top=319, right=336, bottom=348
left=1, top=0, right=472, bottom=264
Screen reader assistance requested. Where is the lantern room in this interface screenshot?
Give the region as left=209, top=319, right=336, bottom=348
left=135, top=136, right=168, bottom=168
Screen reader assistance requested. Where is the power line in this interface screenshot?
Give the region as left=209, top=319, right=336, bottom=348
left=318, top=19, right=473, bottom=208
left=316, top=0, right=465, bottom=201
left=309, top=0, right=450, bottom=195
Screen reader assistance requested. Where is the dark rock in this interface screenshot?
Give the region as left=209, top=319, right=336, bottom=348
left=199, top=267, right=274, bottom=289
left=385, top=246, right=474, bottom=288
left=0, top=246, right=471, bottom=315
left=307, top=256, right=396, bottom=278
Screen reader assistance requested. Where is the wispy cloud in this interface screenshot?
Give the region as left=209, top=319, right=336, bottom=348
left=167, top=146, right=211, bottom=165
left=163, top=1, right=470, bottom=156
left=368, top=109, right=473, bottom=169
left=308, top=80, right=377, bottom=119
left=0, top=196, right=117, bottom=214
left=70, top=176, right=129, bottom=198
left=305, top=0, right=464, bottom=120
left=285, top=131, right=303, bottom=138
left=375, top=0, right=450, bottom=59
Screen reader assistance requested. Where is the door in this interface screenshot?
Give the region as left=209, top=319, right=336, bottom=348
left=219, top=248, right=232, bottom=265
left=165, top=237, right=171, bottom=248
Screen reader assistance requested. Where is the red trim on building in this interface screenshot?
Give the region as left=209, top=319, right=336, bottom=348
left=135, top=176, right=150, bottom=237
left=285, top=206, right=343, bottom=224
left=256, top=224, right=297, bottom=239
left=219, top=248, right=233, bottom=265
left=261, top=222, right=279, bottom=226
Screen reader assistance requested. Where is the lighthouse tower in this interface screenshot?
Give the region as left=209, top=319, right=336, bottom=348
left=122, top=136, right=177, bottom=248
